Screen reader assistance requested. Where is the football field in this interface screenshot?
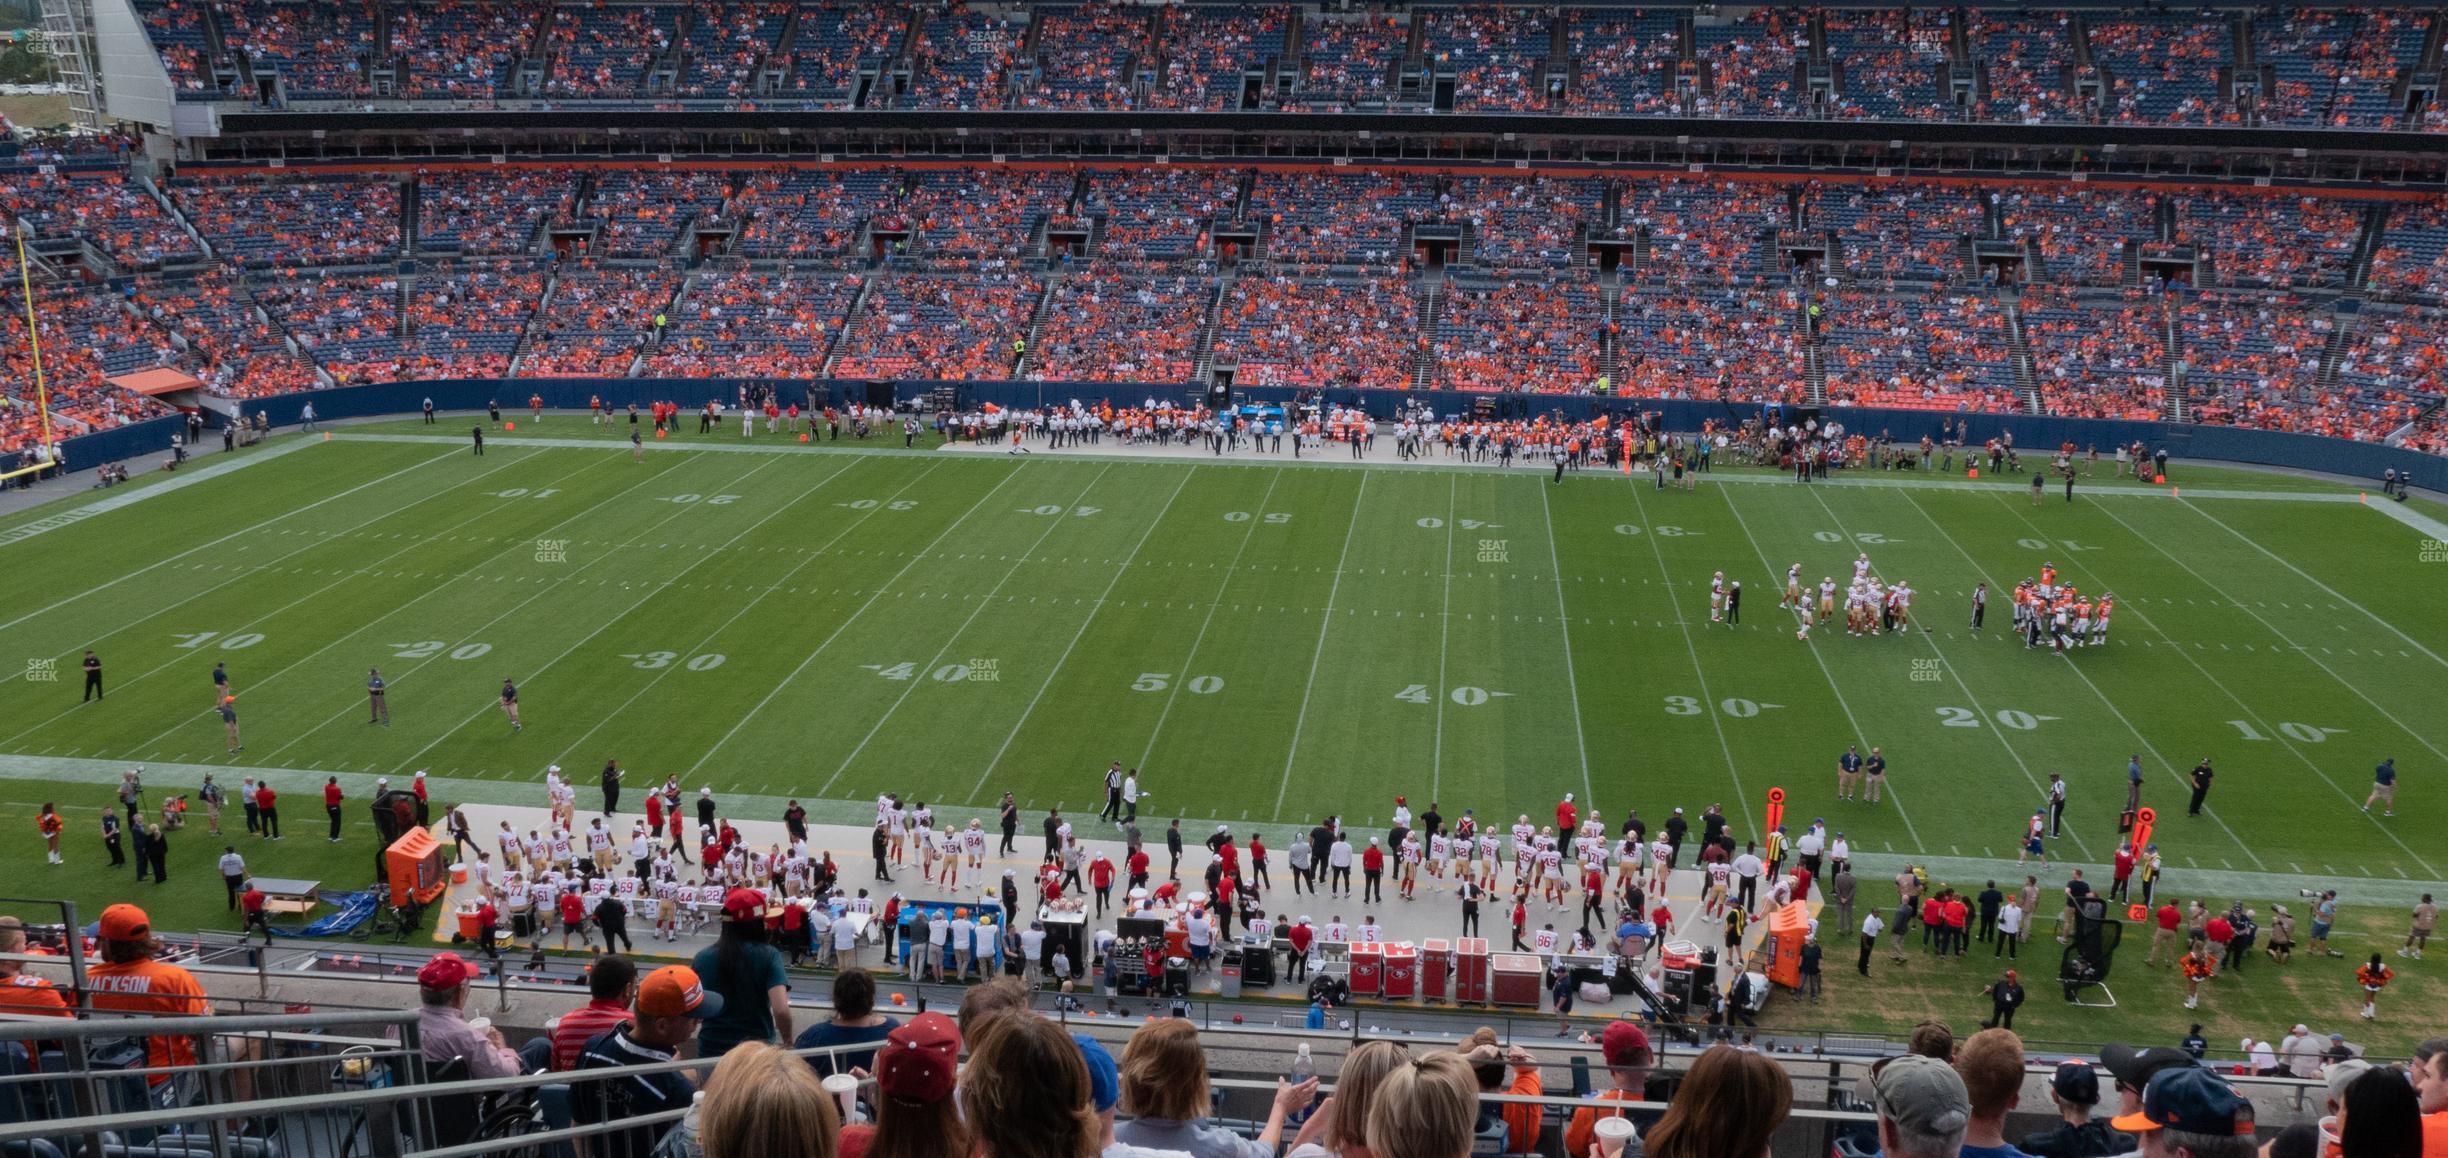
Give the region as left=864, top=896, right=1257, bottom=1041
left=3, top=422, right=2444, bottom=888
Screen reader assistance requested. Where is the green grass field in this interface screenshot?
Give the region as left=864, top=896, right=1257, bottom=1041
left=6, top=420, right=2448, bottom=1053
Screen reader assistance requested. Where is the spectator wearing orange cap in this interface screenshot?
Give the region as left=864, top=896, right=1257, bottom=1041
left=572, top=964, right=723, bottom=1158
left=691, top=887, right=792, bottom=1058
left=1566, top=1020, right=1663, bottom=1154
left=414, top=951, right=523, bottom=1078
left=84, top=903, right=210, bottom=1083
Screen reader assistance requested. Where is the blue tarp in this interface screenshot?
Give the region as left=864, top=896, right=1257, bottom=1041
left=265, top=889, right=381, bottom=938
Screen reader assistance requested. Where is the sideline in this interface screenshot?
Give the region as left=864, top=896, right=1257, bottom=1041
left=340, top=429, right=2391, bottom=504
left=0, top=436, right=318, bottom=547
left=0, top=753, right=2432, bottom=908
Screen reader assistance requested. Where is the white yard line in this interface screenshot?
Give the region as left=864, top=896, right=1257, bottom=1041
left=684, top=462, right=1016, bottom=787
left=0, top=450, right=547, bottom=712
left=543, top=459, right=894, bottom=771
left=819, top=465, right=1116, bottom=797
left=967, top=468, right=1195, bottom=802
left=1803, top=485, right=2095, bottom=862
left=1272, top=471, right=1371, bottom=820
left=2180, top=498, right=2448, bottom=677
left=1133, top=471, right=1283, bottom=772
left=1715, top=483, right=1927, bottom=851
left=388, top=455, right=803, bottom=773
left=1623, top=476, right=1755, bottom=831
left=1431, top=475, right=1458, bottom=804
left=0, top=435, right=317, bottom=547
left=102, top=453, right=637, bottom=760
left=1537, top=478, right=1596, bottom=810
left=2085, top=496, right=2442, bottom=877
left=0, top=445, right=470, bottom=636
left=1897, top=488, right=2258, bottom=866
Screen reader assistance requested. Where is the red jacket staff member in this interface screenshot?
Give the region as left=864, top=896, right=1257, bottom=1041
left=323, top=777, right=345, bottom=842
left=254, top=782, right=280, bottom=839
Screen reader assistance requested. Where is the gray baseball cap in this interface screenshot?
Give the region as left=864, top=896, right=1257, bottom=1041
left=1854, top=1055, right=1971, bottom=1138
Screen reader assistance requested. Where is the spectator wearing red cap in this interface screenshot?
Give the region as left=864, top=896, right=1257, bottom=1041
left=838, top=1011, right=965, bottom=1158
left=550, top=954, right=638, bottom=1072
left=1566, top=1020, right=1661, bottom=1155
left=415, top=951, right=522, bottom=1078
left=84, top=903, right=209, bottom=1083
left=1980, top=969, right=2026, bottom=1031
left=691, top=887, right=791, bottom=1058
left=572, top=964, right=724, bottom=1158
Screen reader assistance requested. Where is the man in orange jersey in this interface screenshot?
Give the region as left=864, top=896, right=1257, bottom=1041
left=0, top=917, right=68, bottom=1019
left=85, top=904, right=211, bottom=1082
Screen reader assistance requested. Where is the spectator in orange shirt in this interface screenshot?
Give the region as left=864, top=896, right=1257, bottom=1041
left=1566, top=1020, right=1662, bottom=1156
left=84, top=903, right=212, bottom=1083
left=1462, top=1029, right=1547, bottom=1153
left=0, top=916, right=69, bottom=1019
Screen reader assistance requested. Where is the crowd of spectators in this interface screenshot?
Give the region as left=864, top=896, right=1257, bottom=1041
left=387, top=0, right=531, bottom=99
left=1805, top=180, right=1981, bottom=285
left=2021, top=286, right=2170, bottom=419
left=783, top=1, right=907, bottom=100
left=517, top=262, right=677, bottom=377
left=644, top=265, right=853, bottom=376
left=1629, top=176, right=1788, bottom=284
left=582, top=170, right=736, bottom=258
left=902, top=5, right=1019, bottom=110
left=732, top=169, right=902, bottom=260
left=541, top=2, right=677, bottom=97
left=1560, top=8, right=1681, bottom=115
left=2085, top=13, right=2233, bottom=125
left=129, top=270, right=324, bottom=398
left=2177, top=191, right=2362, bottom=290
left=2368, top=196, right=2448, bottom=301
left=1210, top=273, right=1416, bottom=390
left=1247, top=170, right=1433, bottom=269
left=1433, top=274, right=1606, bottom=391
left=1995, top=186, right=2156, bottom=285
left=0, top=283, right=173, bottom=451
left=1441, top=176, right=1602, bottom=270
left=1083, top=166, right=1240, bottom=262
left=137, top=0, right=227, bottom=96
left=2175, top=292, right=2332, bottom=400
left=1692, top=8, right=1801, bottom=118
left=1826, top=9, right=1954, bottom=122
left=170, top=176, right=402, bottom=268
left=902, top=170, right=1076, bottom=265
left=1616, top=285, right=1803, bottom=401
left=1028, top=271, right=1204, bottom=382
left=1147, top=4, right=1284, bottom=111
left=1966, top=10, right=2082, bottom=124
left=1288, top=14, right=1403, bottom=109
left=1013, top=2, right=1153, bottom=110
left=672, top=2, right=791, bottom=97
left=830, top=271, right=1039, bottom=378
left=222, top=0, right=377, bottom=99
left=249, top=270, right=407, bottom=384
left=1426, top=6, right=1555, bottom=112
left=0, top=169, right=202, bottom=270
left=405, top=259, right=550, bottom=379
left=1820, top=288, right=2019, bottom=411
left=417, top=169, right=582, bottom=255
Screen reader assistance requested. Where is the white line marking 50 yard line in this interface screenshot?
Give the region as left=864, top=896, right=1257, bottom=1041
left=1897, top=487, right=2249, bottom=865
left=684, top=463, right=1024, bottom=787
left=1133, top=471, right=1282, bottom=774
left=1716, top=483, right=1926, bottom=851
left=544, top=458, right=901, bottom=770
left=0, top=445, right=477, bottom=638
left=388, top=454, right=803, bottom=773
left=1273, top=471, right=1371, bottom=820
left=820, top=464, right=1117, bottom=797
left=1805, top=485, right=2094, bottom=862
left=1625, top=475, right=1754, bottom=832
left=1537, top=477, right=1595, bottom=811
left=968, top=467, right=1195, bottom=802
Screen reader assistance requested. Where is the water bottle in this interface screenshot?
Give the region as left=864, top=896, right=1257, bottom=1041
left=668, top=1091, right=705, bottom=1158
left=1290, top=1042, right=1316, bottom=1086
